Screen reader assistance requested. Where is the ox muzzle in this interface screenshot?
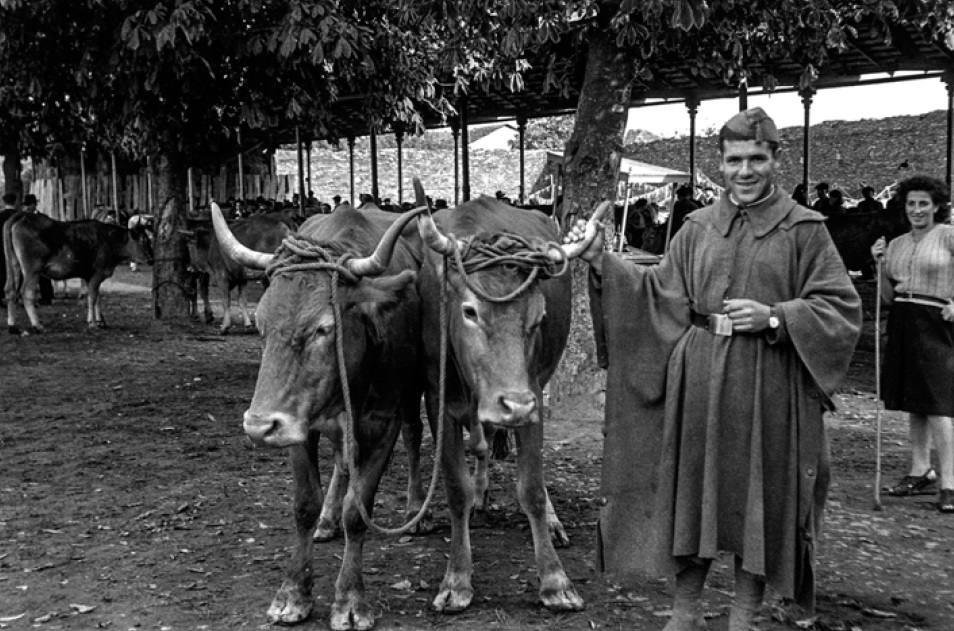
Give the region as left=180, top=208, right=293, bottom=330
left=479, top=390, right=539, bottom=429
left=243, top=410, right=307, bottom=447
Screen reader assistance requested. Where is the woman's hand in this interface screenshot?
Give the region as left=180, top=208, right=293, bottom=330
left=871, top=236, right=886, bottom=260
left=943, top=301, right=954, bottom=323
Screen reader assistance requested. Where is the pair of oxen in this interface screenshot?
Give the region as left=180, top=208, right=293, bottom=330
left=211, top=182, right=605, bottom=630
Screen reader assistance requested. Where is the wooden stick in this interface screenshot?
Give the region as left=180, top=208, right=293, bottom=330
left=873, top=255, right=884, bottom=511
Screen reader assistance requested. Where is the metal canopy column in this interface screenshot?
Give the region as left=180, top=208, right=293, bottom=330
left=296, top=126, right=306, bottom=215
left=347, top=136, right=356, bottom=206
left=237, top=129, right=245, bottom=202
left=394, top=123, right=405, bottom=205
left=460, top=97, right=471, bottom=202
left=451, top=118, right=460, bottom=206
left=944, top=71, right=954, bottom=186
left=738, top=80, right=748, bottom=111
left=370, top=127, right=379, bottom=203
left=305, top=141, right=312, bottom=199
left=517, top=115, right=527, bottom=204
left=800, top=88, right=815, bottom=195
left=686, top=96, right=700, bottom=192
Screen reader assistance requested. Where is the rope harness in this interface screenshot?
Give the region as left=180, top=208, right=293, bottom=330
left=445, top=232, right=569, bottom=302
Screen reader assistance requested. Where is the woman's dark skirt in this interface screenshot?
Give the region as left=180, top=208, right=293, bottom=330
left=881, top=301, right=954, bottom=416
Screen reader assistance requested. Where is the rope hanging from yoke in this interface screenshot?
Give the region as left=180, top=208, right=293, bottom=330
left=334, top=265, right=448, bottom=536
left=447, top=232, right=569, bottom=302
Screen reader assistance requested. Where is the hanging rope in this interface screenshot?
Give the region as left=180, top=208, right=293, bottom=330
left=266, top=231, right=446, bottom=536
left=446, top=232, right=569, bottom=302
left=335, top=265, right=448, bottom=536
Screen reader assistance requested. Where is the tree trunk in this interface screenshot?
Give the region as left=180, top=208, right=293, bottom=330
left=548, top=31, right=635, bottom=420
left=2, top=132, right=24, bottom=203
left=152, top=150, right=192, bottom=320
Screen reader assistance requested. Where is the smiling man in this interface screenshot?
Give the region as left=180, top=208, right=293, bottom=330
left=565, top=108, right=862, bottom=631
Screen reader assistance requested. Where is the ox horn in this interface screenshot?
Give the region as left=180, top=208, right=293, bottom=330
left=549, top=200, right=613, bottom=262
left=417, top=212, right=458, bottom=257
left=347, top=205, right=430, bottom=277
left=209, top=201, right=275, bottom=270
left=413, top=176, right=427, bottom=207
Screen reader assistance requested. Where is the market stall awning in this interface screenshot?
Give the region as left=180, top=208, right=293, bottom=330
left=546, top=151, right=691, bottom=185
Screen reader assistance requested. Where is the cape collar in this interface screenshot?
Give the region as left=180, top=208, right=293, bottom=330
left=714, top=186, right=795, bottom=238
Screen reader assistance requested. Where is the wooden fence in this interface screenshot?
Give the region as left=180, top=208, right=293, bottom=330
left=30, top=171, right=294, bottom=222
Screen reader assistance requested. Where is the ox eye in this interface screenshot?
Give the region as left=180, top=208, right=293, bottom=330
left=315, top=323, right=334, bottom=338
left=461, top=303, right=479, bottom=323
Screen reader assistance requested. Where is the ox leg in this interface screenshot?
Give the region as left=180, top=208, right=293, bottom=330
left=199, top=274, right=213, bottom=324
left=513, top=420, right=583, bottom=611
left=219, top=282, right=233, bottom=335
left=268, top=435, right=322, bottom=624
left=544, top=486, right=570, bottom=548
left=87, top=274, right=108, bottom=328
left=433, top=413, right=475, bottom=613
left=470, top=423, right=491, bottom=512
left=401, top=396, right=434, bottom=534
left=331, top=414, right=403, bottom=631
left=315, top=445, right=346, bottom=542
left=237, top=282, right=254, bottom=332
left=5, top=274, right=22, bottom=334
left=20, top=272, right=44, bottom=333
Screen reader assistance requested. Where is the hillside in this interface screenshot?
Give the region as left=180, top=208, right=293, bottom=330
left=275, top=109, right=950, bottom=206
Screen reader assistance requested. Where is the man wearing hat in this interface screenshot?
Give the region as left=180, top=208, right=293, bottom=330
left=812, top=182, right=831, bottom=214
left=565, top=108, right=861, bottom=630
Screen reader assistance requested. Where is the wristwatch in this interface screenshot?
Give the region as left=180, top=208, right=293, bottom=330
left=768, top=307, right=780, bottom=330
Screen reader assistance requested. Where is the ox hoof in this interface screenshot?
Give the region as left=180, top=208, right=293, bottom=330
left=266, top=581, right=313, bottom=625
left=204, top=312, right=215, bottom=324
left=244, top=324, right=256, bottom=334
left=313, top=519, right=341, bottom=542
left=540, top=578, right=584, bottom=612
left=548, top=521, right=570, bottom=548
left=432, top=585, right=473, bottom=613
left=89, top=321, right=108, bottom=330
left=19, top=326, right=43, bottom=336
left=7, top=325, right=21, bottom=335
left=330, top=598, right=375, bottom=631
left=403, top=510, right=435, bottom=535
left=218, top=327, right=231, bottom=336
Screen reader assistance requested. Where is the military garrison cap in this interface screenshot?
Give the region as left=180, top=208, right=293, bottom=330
left=719, top=107, right=779, bottom=144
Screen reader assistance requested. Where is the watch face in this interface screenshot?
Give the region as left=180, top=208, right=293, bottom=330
left=769, top=316, right=780, bottom=329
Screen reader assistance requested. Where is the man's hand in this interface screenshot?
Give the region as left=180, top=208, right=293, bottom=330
left=563, top=217, right=605, bottom=274
left=723, top=299, right=772, bottom=332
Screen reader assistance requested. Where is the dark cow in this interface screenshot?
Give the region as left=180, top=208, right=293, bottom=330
left=210, top=202, right=427, bottom=630
left=414, top=194, right=602, bottom=614
left=3, top=212, right=153, bottom=334
left=823, top=209, right=908, bottom=277
left=180, top=212, right=292, bottom=334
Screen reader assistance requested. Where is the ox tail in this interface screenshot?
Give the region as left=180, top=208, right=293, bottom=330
left=2, top=215, right=24, bottom=300
left=491, top=429, right=511, bottom=460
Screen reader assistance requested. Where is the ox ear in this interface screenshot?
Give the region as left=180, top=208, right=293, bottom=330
left=334, top=270, right=418, bottom=307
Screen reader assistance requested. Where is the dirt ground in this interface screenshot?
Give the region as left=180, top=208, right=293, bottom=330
left=1, top=268, right=952, bottom=631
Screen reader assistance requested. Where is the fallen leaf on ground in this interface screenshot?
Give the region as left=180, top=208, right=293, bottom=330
left=69, top=604, right=96, bottom=614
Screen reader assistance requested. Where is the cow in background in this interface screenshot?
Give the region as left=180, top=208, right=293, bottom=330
left=3, top=213, right=153, bottom=334
left=180, top=212, right=292, bottom=334
left=824, top=209, right=909, bottom=278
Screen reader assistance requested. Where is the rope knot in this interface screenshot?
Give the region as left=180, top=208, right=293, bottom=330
left=266, top=233, right=359, bottom=284
left=449, top=232, right=568, bottom=302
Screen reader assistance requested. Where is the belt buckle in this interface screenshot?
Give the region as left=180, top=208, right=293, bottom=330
left=708, top=313, right=733, bottom=336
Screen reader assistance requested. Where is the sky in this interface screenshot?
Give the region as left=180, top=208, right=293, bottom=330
left=626, top=72, right=949, bottom=137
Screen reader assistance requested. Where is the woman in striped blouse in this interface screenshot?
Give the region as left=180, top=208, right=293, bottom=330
left=871, top=175, right=954, bottom=513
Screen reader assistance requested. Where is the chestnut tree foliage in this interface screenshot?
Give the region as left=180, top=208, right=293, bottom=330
left=1, top=0, right=951, bottom=330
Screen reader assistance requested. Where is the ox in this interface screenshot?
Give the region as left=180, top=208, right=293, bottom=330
left=415, top=194, right=602, bottom=614
left=3, top=212, right=153, bottom=334
left=211, top=202, right=428, bottom=630
left=824, top=209, right=908, bottom=277
left=180, top=212, right=292, bottom=333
